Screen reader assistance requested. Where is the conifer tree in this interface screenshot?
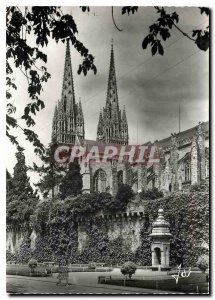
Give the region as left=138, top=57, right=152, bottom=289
left=32, top=141, right=64, bottom=199
left=59, top=158, right=83, bottom=199
left=6, top=146, right=39, bottom=225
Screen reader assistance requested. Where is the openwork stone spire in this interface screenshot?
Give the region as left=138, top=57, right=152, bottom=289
left=61, top=39, right=76, bottom=114
left=52, top=40, right=85, bottom=144
left=106, top=41, right=119, bottom=109
left=97, top=42, right=129, bottom=145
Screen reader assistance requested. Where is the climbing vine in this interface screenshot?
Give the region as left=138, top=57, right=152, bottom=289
left=8, top=182, right=209, bottom=267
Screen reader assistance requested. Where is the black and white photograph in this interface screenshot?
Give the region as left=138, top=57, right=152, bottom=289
left=5, top=4, right=210, bottom=295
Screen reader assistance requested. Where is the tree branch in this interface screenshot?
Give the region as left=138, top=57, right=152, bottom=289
left=171, top=21, right=196, bottom=41
left=112, top=6, right=123, bottom=32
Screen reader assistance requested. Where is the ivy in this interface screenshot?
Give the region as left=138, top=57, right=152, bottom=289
left=8, top=182, right=209, bottom=267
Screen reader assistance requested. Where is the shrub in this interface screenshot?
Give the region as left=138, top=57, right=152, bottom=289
left=28, top=258, right=38, bottom=273
left=197, top=255, right=209, bottom=273
left=109, top=184, right=134, bottom=211
left=6, top=250, right=17, bottom=262
left=121, top=261, right=137, bottom=279
left=139, top=187, right=164, bottom=200
left=88, top=262, right=97, bottom=269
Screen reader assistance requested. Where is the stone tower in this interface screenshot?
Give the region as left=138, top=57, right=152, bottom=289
left=97, top=43, right=129, bottom=145
left=52, top=40, right=85, bottom=144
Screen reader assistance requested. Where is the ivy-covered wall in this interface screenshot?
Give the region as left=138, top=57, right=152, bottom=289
left=78, top=215, right=143, bottom=255
left=7, top=183, right=209, bottom=267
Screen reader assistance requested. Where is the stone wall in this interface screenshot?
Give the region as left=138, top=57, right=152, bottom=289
left=6, top=228, right=25, bottom=254
left=77, top=211, right=145, bottom=254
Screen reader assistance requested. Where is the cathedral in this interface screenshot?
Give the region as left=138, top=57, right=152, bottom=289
left=52, top=40, right=209, bottom=196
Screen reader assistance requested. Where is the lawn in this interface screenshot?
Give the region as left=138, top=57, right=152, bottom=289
left=100, top=272, right=208, bottom=293
left=6, top=264, right=51, bottom=277
left=6, top=263, right=113, bottom=276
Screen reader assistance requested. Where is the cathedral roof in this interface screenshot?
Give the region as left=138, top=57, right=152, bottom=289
left=157, top=121, right=209, bottom=149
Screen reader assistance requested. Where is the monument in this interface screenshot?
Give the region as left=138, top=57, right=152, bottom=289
left=149, top=208, right=172, bottom=270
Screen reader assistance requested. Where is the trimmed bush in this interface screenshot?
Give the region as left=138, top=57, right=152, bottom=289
left=28, top=258, right=38, bottom=273
left=121, top=261, right=137, bottom=279
left=197, top=255, right=209, bottom=273
left=88, top=262, right=96, bottom=269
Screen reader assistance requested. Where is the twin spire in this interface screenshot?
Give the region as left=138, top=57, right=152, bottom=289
left=97, top=43, right=129, bottom=145
left=52, top=40, right=128, bottom=145
left=52, top=40, right=85, bottom=144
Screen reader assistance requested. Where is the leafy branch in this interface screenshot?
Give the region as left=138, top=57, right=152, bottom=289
left=142, top=6, right=209, bottom=56
left=6, top=6, right=97, bottom=154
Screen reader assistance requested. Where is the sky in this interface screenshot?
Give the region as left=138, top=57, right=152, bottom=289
left=6, top=6, right=209, bottom=185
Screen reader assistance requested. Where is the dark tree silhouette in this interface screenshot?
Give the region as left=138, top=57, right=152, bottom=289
left=59, top=159, right=83, bottom=199
left=31, top=141, right=64, bottom=199
left=6, top=146, right=39, bottom=225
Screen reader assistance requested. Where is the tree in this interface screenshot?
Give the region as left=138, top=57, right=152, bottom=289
left=31, top=141, right=64, bottom=199
left=59, top=158, right=83, bottom=199
left=197, top=255, right=209, bottom=273
left=6, top=6, right=97, bottom=154
left=139, top=187, right=164, bottom=200
left=116, top=184, right=134, bottom=204
left=109, top=6, right=209, bottom=55
left=28, top=258, right=38, bottom=273
left=6, top=146, right=39, bottom=225
left=121, top=261, right=137, bottom=280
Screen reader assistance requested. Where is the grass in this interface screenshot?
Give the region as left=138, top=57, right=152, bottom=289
left=6, top=264, right=51, bottom=277
left=6, top=264, right=113, bottom=275
left=100, top=273, right=208, bottom=293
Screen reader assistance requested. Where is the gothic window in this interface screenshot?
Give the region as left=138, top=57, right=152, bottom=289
left=184, top=162, right=191, bottom=182
left=93, top=169, right=107, bottom=193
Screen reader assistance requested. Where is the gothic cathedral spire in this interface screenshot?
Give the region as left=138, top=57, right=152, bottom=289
left=97, top=42, right=129, bottom=145
left=52, top=39, right=85, bottom=144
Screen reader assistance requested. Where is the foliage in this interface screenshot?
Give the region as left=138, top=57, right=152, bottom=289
left=12, top=182, right=208, bottom=267
left=33, top=235, right=56, bottom=262
left=143, top=188, right=209, bottom=267
left=121, top=261, right=137, bottom=279
left=7, top=6, right=96, bottom=153
left=6, top=250, right=17, bottom=262
left=6, top=146, right=39, bottom=225
left=31, top=199, right=52, bottom=234
left=196, top=254, right=209, bottom=273
left=84, top=6, right=209, bottom=55
left=88, top=262, right=97, bottom=269
left=110, top=184, right=134, bottom=211
left=134, top=215, right=152, bottom=266
left=31, top=141, right=64, bottom=199
left=16, top=237, right=33, bottom=264
left=189, top=180, right=209, bottom=192
left=139, top=187, right=164, bottom=200
left=142, top=6, right=209, bottom=56
left=28, top=258, right=38, bottom=272
left=59, top=159, right=82, bottom=199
